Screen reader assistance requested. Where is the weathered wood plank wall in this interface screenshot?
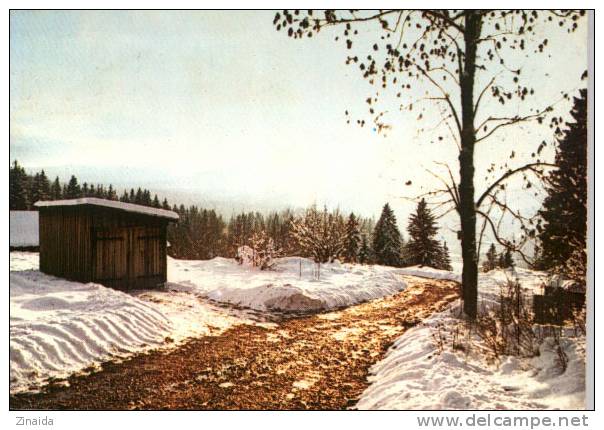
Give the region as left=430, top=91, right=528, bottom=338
left=39, top=205, right=170, bottom=290
left=39, top=207, right=92, bottom=282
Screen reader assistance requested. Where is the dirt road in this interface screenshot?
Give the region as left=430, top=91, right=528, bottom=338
left=10, top=276, right=459, bottom=410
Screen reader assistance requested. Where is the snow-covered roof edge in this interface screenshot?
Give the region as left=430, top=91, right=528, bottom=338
left=34, top=198, right=179, bottom=221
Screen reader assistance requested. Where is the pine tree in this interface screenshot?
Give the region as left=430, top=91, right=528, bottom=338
left=265, top=210, right=295, bottom=255
left=152, top=194, right=161, bottom=208
left=134, top=188, right=143, bottom=204
left=162, top=198, right=171, bottom=210
left=30, top=169, right=50, bottom=204
left=499, top=248, right=514, bottom=269
left=143, top=189, right=152, bottom=206
left=343, top=212, right=361, bottom=263
left=372, top=203, right=403, bottom=267
left=65, top=175, right=81, bottom=199
left=497, top=252, right=506, bottom=269
left=107, top=184, right=117, bottom=200
left=227, top=212, right=255, bottom=257
left=482, top=243, right=498, bottom=272
left=9, top=160, right=29, bottom=210
left=437, top=241, right=453, bottom=271
left=536, top=89, right=587, bottom=274
left=358, top=234, right=371, bottom=264
left=51, top=176, right=62, bottom=200
left=404, top=199, right=442, bottom=267
left=95, top=184, right=105, bottom=198
left=505, top=249, right=514, bottom=268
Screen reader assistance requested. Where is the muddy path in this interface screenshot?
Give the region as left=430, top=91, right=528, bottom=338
left=10, top=276, right=459, bottom=410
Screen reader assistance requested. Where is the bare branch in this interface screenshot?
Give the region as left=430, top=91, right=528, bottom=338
left=487, top=193, right=533, bottom=223
left=421, top=10, right=466, bottom=32
left=476, top=198, right=496, bottom=258
left=425, top=168, right=460, bottom=212
left=434, top=205, right=458, bottom=220
left=434, top=161, right=461, bottom=207
left=475, top=162, right=556, bottom=209
left=476, top=209, right=534, bottom=266
left=475, top=107, right=552, bottom=143
left=319, top=10, right=402, bottom=27
left=415, top=64, right=462, bottom=135
left=473, top=76, right=496, bottom=117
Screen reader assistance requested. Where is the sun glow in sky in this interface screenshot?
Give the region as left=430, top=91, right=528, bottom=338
left=10, top=10, right=588, bottom=251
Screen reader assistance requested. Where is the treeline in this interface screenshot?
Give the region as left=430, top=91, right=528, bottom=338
left=277, top=200, right=452, bottom=270
left=167, top=206, right=376, bottom=261
left=214, top=200, right=452, bottom=270
left=482, top=243, right=514, bottom=272
left=9, top=160, right=167, bottom=210
left=10, top=160, right=455, bottom=270
left=368, top=200, right=452, bottom=270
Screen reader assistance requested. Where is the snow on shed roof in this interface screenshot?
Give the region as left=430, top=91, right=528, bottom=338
left=10, top=211, right=39, bottom=247
left=34, top=198, right=179, bottom=221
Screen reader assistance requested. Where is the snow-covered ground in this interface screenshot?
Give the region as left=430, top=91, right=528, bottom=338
left=10, top=251, right=40, bottom=271
left=12, top=251, right=584, bottom=409
left=9, top=253, right=253, bottom=393
left=10, top=252, right=409, bottom=393
left=397, top=265, right=461, bottom=282
left=11, top=269, right=172, bottom=393
left=169, top=256, right=409, bottom=312
left=357, top=266, right=586, bottom=410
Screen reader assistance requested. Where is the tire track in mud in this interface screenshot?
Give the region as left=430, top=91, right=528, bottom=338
left=10, top=276, right=459, bottom=410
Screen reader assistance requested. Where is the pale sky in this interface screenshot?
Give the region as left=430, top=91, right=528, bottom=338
left=9, top=10, right=589, bottom=254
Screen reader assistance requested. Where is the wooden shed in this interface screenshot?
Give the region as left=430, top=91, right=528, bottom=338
left=34, top=198, right=179, bottom=290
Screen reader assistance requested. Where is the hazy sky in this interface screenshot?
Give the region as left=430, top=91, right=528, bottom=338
left=10, top=10, right=588, bottom=249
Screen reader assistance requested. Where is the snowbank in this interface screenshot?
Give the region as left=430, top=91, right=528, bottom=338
left=10, top=211, right=39, bottom=247
left=168, top=256, right=408, bottom=312
left=357, top=268, right=585, bottom=410
left=10, top=252, right=411, bottom=392
left=10, top=251, right=40, bottom=271
left=10, top=270, right=172, bottom=393
left=9, top=253, right=248, bottom=393
left=396, top=265, right=461, bottom=282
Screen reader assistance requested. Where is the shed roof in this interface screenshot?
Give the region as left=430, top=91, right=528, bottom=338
left=34, top=198, right=179, bottom=221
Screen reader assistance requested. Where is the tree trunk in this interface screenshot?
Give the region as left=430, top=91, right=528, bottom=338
left=459, top=11, right=482, bottom=319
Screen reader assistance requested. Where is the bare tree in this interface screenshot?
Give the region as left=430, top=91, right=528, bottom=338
left=275, top=9, right=585, bottom=318
left=290, top=205, right=346, bottom=263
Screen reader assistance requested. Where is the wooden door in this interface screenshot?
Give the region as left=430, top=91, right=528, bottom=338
left=131, top=226, right=164, bottom=289
left=93, top=228, right=129, bottom=289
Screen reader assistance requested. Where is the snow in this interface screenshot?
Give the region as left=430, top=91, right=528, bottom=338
left=34, top=197, right=179, bottom=220
left=168, top=256, right=408, bottom=312
left=9, top=252, right=249, bottom=394
left=12, top=249, right=583, bottom=408
left=357, top=266, right=585, bottom=410
left=396, top=265, right=461, bottom=282
left=10, top=251, right=40, bottom=271
left=10, top=268, right=172, bottom=393
left=10, top=252, right=409, bottom=392
left=10, top=211, right=39, bottom=247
